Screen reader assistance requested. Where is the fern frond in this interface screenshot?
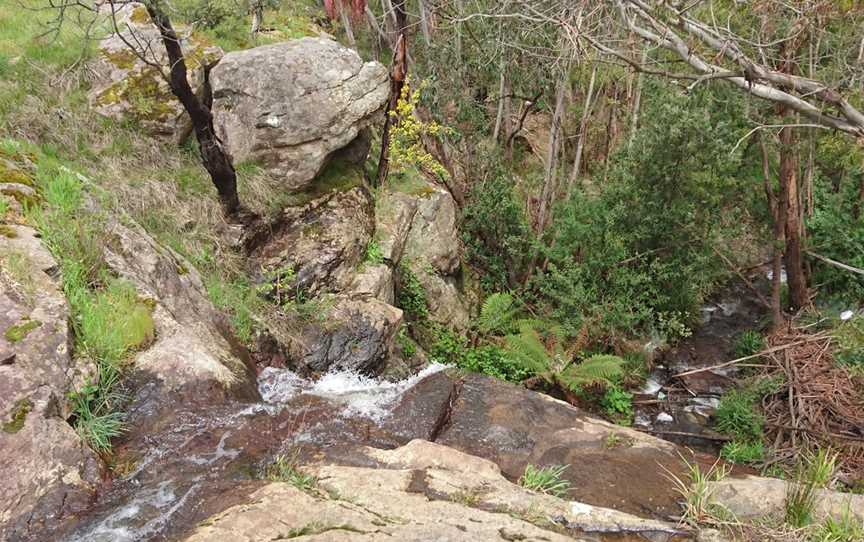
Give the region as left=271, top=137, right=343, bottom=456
left=558, top=354, right=625, bottom=392
left=478, top=292, right=518, bottom=334
left=504, top=329, right=551, bottom=374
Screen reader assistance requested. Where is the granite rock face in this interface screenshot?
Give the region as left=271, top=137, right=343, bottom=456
left=0, top=225, right=101, bottom=540
left=211, top=37, right=388, bottom=191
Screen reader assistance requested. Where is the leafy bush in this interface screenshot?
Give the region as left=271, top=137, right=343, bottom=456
left=173, top=0, right=238, bottom=29
left=535, top=83, right=750, bottom=339
left=834, top=316, right=864, bottom=368
left=808, top=137, right=864, bottom=304
left=396, top=262, right=429, bottom=321
left=600, top=386, right=633, bottom=425
left=518, top=464, right=571, bottom=497
left=461, top=167, right=532, bottom=293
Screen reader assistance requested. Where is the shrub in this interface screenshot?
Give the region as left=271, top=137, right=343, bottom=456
left=396, top=262, right=429, bottom=321
left=734, top=330, right=765, bottom=358
left=714, top=389, right=763, bottom=441
left=461, top=168, right=532, bottom=293
left=600, top=386, right=633, bottom=424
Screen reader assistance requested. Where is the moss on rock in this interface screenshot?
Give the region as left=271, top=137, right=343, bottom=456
left=4, top=319, right=41, bottom=342
left=2, top=398, right=33, bottom=433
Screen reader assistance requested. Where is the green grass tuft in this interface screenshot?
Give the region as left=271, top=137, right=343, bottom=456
left=518, top=464, right=571, bottom=497
left=263, top=454, right=318, bottom=492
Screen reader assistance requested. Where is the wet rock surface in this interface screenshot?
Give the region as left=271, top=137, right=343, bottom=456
left=210, top=37, right=388, bottom=191
left=18, top=364, right=717, bottom=541
left=0, top=226, right=101, bottom=541
left=184, top=440, right=689, bottom=542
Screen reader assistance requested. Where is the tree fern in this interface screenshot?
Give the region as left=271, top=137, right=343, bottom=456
left=478, top=292, right=519, bottom=334
left=557, top=354, right=625, bottom=392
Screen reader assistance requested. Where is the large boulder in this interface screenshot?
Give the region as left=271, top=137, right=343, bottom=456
left=376, top=176, right=471, bottom=330
left=210, top=38, right=388, bottom=191
left=0, top=225, right=101, bottom=540
left=88, top=3, right=222, bottom=141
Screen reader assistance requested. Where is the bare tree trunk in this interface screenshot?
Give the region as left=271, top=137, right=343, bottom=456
left=145, top=1, right=240, bottom=215
left=536, top=70, right=567, bottom=233
left=628, top=48, right=647, bottom=149
left=779, top=117, right=808, bottom=310
left=567, top=62, right=597, bottom=189
left=250, top=1, right=263, bottom=33
left=492, top=58, right=506, bottom=142
left=602, top=84, right=618, bottom=183
left=454, top=0, right=463, bottom=63
left=760, top=136, right=786, bottom=329
left=365, top=5, right=388, bottom=56
left=418, top=0, right=431, bottom=46
left=375, top=0, right=408, bottom=186
left=339, top=1, right=356, bottom=47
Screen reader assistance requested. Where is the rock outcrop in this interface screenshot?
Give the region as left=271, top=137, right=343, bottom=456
left=184, top=440, right=685, bottom=542
left=88, top=3, right=222, bottom=141
left=211, top=38, right=388, bottom=191
left=376, top=176, right=472, bottom=331
left=0, top=225, right=101, bottom=540
left=709, top=475, right=864, bottom=523
left=98, top=213, right=259, bottom=427
left=252, top=187, right=374, bottom=298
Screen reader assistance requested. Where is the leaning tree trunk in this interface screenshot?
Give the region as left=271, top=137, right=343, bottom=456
left=146, top=1, right=240, bottom=215
left=567, top=62, right=597, bottom=191
left=375, top=0, right=408, bottom=186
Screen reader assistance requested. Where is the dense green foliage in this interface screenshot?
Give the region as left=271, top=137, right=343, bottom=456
left=534, top=84, right=750, bottom=340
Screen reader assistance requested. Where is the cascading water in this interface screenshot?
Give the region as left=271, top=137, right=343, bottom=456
left=65, top=363, right=450, bottom=542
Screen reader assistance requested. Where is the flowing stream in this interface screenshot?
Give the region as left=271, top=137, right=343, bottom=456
left=632, top=277, right=768, bottom=453
left=63, top=364, right=449, bottom=542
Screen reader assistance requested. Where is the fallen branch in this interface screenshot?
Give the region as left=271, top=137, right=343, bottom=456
left=806, top=251, right=864, bottom=277
left=671, top=334, right=830, bottom=378
left=647, top=429, right=731, bottom=442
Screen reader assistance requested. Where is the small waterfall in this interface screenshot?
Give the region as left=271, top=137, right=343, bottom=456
left=258, top=363, right=449, bottom=421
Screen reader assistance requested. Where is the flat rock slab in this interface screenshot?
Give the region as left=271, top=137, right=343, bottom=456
left=413, top=373, right=693, bottom=518
left=709, top=475, right=864, bottom=523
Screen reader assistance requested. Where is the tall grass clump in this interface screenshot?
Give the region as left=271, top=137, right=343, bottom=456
left=28, top=163, right=154, bottom=451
